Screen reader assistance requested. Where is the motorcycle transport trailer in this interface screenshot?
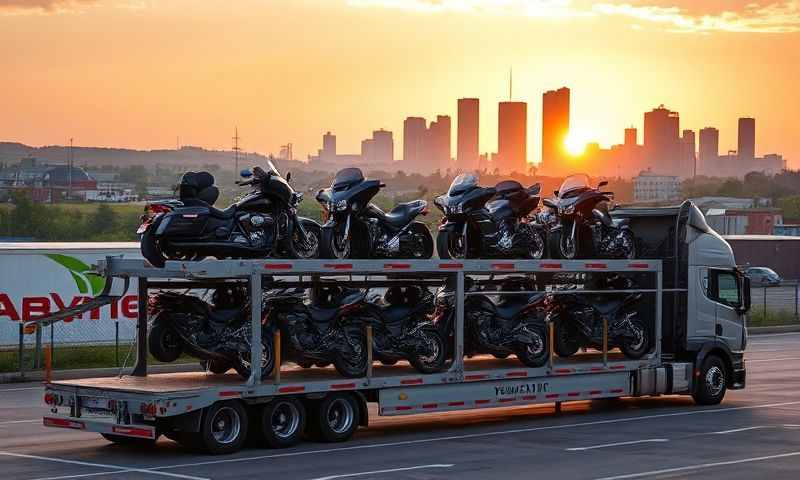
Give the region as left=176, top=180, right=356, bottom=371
left=34, top=203, right=749, bottom=454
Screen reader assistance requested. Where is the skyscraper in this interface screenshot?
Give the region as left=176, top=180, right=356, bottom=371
left=321, top=131, right=336, bottom=162
left=541, top=87, right=570, bottom=175
left=457, top=98, right=480, bottom=172
left=403, top=117, right=427, bottom=172
left=428, top=115, right=452, bottom=172
left=698, top=127, right=719, bottom=176
left=624, top=127, right=637, bottom=146
left=681, top=129, right=696, bottom=176
left=498, top=101, right=527, bottom=173
left=738, top=117, right=755, bottom=161
left=643, top=105, right=681, bottom=177
left=372, top=129, right=393, bottom=164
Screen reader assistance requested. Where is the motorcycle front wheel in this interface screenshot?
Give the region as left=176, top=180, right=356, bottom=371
left=559, top=231, right=577, bottom=260
left=436, top=230, right=466, bottom=259
left=409, top=327, right=446, bottom=374
left=321, top=223, right=351, bottom=259
left=527, top=227, right=547, bottom=259
left=233, top=332, right=275, bottom=381
left=619, top=318, right=650, bottom=359
left=333, top=326, right=368, bottom=378
left=148, top=318, right=183, bottom=363
left=290, top=220, right=322, bottom=259
left=618, top=229, right=637, bottom=259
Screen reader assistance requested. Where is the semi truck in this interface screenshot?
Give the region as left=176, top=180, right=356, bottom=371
left=38, top=201, right=750, bottom=454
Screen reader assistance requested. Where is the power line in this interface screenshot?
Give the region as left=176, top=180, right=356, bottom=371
left=232, top=127, right=242, bottom=179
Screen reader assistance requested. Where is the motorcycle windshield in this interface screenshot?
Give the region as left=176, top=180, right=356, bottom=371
left=332, top=167, right=364, bottom=190
left=266, top=160, right=280, bottom=177
left=559, top=174, right=590, bottom=198
left=448, top=173, right=478, bottom=196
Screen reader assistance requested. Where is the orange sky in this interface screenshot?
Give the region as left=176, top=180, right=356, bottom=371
left=1, top=0, right=799, bottom=168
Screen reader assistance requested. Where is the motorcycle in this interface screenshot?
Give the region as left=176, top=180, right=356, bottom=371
left=263, top=285, right=371, bottom=378
left=547, top=275, right=650, bottom=359
left=433, top=276, right=550, bottom=368
left=147, top=286, right=274, bottom=380
left=541, top=174, right=635, bottom=259
left=138, top=161, right=321, bottom=267
left=360, top=286, right=446, bottom=374
left=315, top=167, right=433, bottom=259
left=434, top=174, right=547, bottom=259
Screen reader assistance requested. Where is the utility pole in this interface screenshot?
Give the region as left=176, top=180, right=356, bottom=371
left=232, top=127, right=242, bottom=180
left=68, top=138, right=74, bottom=200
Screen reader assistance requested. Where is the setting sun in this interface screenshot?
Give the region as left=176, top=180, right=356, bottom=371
left=564, top=131, right=587, bottom=157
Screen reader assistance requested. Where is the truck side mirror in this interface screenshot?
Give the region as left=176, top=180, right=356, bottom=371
left=741, top=276, right=751, bottom=313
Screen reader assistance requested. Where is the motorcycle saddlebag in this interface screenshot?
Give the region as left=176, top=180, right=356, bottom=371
left=159, top=206, right=211, bottom=237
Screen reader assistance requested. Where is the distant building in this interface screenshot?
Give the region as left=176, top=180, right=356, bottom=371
left=541, top=87, right=570, bottom=175
left=403, top=117, right=427, bottom=172
left=643, top=105, right=682, bottom=178
left=738, top=117, right=755, bottom=161
left=497, top=101, right=527, bottom=173
left=706, top=208, right=783, bottom=235
left=427, top=115, right=451, bottom=172
left=681, top=129, right=696, bottom=176
left=309, top=130, right=394, bottom=170
left=371, top=129, right=393, bottom=165
left=774, top=224, right=800, bottom=237
left=698, top=127, right=719, bottom=176
left=457, top=98, right=480, bottom=172
left=633, top=170, right=680, bottom=203
left=321, top=131, right=336, bottom=162
left=624, top=127, right=637, bottom=146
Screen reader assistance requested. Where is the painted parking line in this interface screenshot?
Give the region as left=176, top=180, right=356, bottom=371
left=747, top=357, right=800, bottom=363
left=566, top=438, right=668, bottom=451
left=0, top=419, right=40, bottom=425
left=593, top=451, right=800, bottom=480
left=153, top=400, right=800, bottom=472
left=0, top=386, right=42, bottom=392
left=307, top=464, right=454, bottom=480
left=28, top=470, right=132, bottom=480
left=0, top=451, right=209, bottom=480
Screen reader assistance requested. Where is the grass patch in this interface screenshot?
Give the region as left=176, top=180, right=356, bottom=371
left=748, top=308, right=799, bottom=327
left=0, top=344, right=194, bottom=373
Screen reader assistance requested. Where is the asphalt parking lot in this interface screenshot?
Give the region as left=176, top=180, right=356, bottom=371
left=1, top=332, right=799, bottom=480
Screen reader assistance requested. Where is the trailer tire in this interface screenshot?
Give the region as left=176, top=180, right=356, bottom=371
left=692, top=355, right=727, bottom=406
left=196, top=401, right=249, bottom=454
left=100, top=433, right=157, bottom=447
left=310, top=393, right=359, bottom=443
left=258, top=397, right=306, bottom=448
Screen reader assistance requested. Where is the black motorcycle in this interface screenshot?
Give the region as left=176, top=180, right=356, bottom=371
left=360, top=286, right=446, bottom=374
left=147, top=286, right=274, bottom=380
left=139, top=162, right=321, bottom=267
left=548, top=276, right=650, bottom=360
left=264, top=285, right=371, bottom=378
left=434, top=174, right=546, bottom=259
left=542, top=174, right=635, bottom=259
left=316, top=168, right=433, bottom=259
left=433, top=277, right=549, bottom=368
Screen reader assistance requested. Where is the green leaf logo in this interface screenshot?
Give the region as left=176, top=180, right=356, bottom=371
left=45, top=254, right=106, bottom=296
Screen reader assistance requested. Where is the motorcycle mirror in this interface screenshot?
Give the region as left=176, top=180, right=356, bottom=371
left=240, top=169, right=253, bottom=178
left=598, top=180, right=609, bottom=188
left=529, top=183, right=541, bottom=195
left=554, top=190, right=559, bottom=197
left=286, top=171, right=292, bottom=182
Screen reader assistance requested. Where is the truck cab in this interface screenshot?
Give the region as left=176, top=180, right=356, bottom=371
left=616, top=201, right=749, bottom=404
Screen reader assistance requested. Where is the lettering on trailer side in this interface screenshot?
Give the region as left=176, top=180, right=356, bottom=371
left=494, top=382, right=549, bottom=397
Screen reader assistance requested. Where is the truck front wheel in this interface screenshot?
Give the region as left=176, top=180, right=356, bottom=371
left=692, top=355, right=727, bottom=405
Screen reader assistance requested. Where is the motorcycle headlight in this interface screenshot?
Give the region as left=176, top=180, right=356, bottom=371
left=562, top=204, right=575, bottom=215
left=447, top=204, right=463, bottom=215
left=329, top=200, right=348, bottom=211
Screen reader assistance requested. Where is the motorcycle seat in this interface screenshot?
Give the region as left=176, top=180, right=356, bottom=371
left=308, top=305, right=339, bottom=323
left=207, top=307, right=241, bottom=326
left=592, top=298, right=624, bottom=316
left=374, top=200, right=427, bottom=227
left=210, top=204, right=237, bottom=219
left=380, top=304, right=413, bottom=323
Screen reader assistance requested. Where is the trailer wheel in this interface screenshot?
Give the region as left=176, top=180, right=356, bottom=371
left=197, top=401, right=249, bottom=454
left=692, top=355, right=727, bottom=406
left=259, top=398, right=306, bottom=448
left=100, top=433, right=157, bottom=447
left=311, top=393, right=359, bottom=443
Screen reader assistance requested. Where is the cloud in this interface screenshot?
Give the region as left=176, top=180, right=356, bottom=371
left=0, top=0, right=99, bottom=15
left=348, top=0, right=800, bottom=33
left=593, top=1, right=800, bottom=33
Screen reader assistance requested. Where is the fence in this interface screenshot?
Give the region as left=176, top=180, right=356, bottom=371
left=748, top=280, right=800, bottom=327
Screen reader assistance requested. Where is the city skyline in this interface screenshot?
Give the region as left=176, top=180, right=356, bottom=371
left=1, top=0, right=798, bottom=168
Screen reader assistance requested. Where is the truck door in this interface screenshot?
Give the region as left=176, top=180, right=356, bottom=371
left=706, top=268, right=745, bottom=350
